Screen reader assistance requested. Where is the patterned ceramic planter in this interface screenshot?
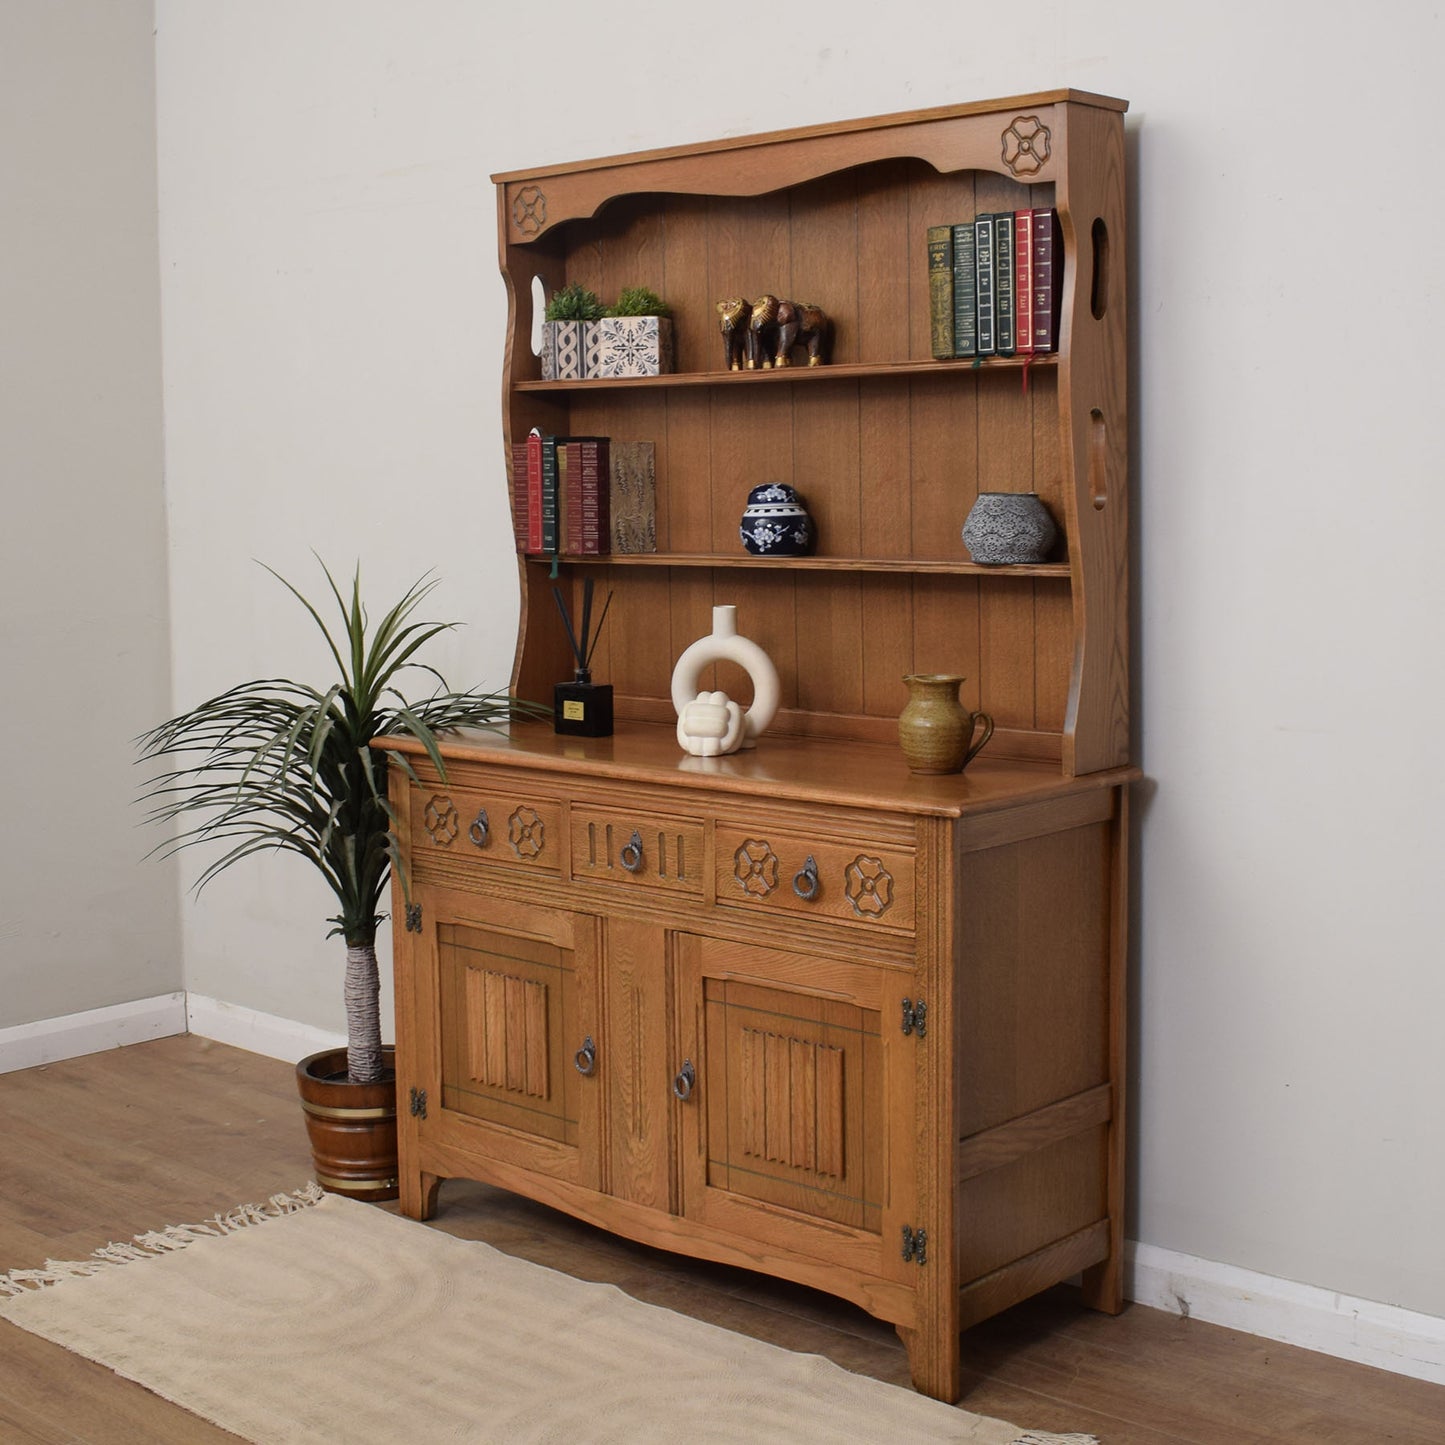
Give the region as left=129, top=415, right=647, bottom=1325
left=962, top=491, right=1059, bottom=565
left=541, top=320, right=586, bottom=381
left=592, top=316, right=675, bottom=378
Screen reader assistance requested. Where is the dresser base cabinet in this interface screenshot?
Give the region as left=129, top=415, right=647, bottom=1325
left=388, top=734, right=1130, bottom=1403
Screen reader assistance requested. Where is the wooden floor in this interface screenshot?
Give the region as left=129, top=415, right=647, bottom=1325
left=1, top=1037, right=1441, bottom=1444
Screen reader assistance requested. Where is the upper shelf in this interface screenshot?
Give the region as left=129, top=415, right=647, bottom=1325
left=525, top=553, right=1070, bottom=578
left=515, top=354, right=1057, bottom=394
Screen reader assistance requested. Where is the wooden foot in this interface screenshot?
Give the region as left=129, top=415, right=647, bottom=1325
left=400, top=1169, right=442, bottom=1221
left=896, top=1324, right=961, bottom=1404
left=1080, top=1250, right=1124, bottom=1314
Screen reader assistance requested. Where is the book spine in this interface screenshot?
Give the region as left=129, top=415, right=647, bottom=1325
left=561, top=442, right=580, bottom=554
left=1013, top=210, right=1034, bottom=355
left=974, top=214, right=996, bottom=357
left=950, top=221, right=977, bottom=358
left=578, top=438, right=609, bottom=556
left=1032, top=207, right=1063, bottom=353
left=540, top=434, right=560, bottom=555
left=526, top=428, right=543, bottom=553
left=994, top=212, right=1015, bottom=357
left=510, top=442, right=529, bottom=548
left=926, top=225, right=954, bottom=360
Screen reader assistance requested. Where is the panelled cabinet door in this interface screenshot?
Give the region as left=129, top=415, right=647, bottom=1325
left=673, top=934, right=918, bottom=1289
left=413, top=883, right=602, bottom=1192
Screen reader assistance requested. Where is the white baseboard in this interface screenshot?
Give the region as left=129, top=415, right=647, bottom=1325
left=183, top=993, right=345, bottom=1064
left=1128, top=1240, right=1445, bottom=1387
left=0, top=993, right=188, bottom=1075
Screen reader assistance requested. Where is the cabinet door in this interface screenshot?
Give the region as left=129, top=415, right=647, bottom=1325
left=411, top=883, right=602, bottom=1191
left=674, top=935, right=918, bottom=1287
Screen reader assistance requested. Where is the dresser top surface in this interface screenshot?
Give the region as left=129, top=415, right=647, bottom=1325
left=381, top=723, right=1135, bottom=819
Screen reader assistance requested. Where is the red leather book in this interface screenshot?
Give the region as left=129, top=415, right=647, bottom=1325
left=525, top=427, right=544, bottom=553
left=1031, top=207, right=1064, bottom=353
left=510, top=442, right=530, bottom=548
left=561, top=437, right=610, bottom=555
left=1014, top=210, right=1034, bottom=356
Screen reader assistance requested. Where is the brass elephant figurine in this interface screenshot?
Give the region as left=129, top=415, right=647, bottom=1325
left=716, top=296, right=752, bottom=370
left=748, top=294, right=831, bottom=369
left=716, top=295, right=832, bottom=370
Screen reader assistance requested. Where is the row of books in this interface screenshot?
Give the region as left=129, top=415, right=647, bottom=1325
left=510, top=430, right=658, bottom=557
left=927, top=207, right=1062, bottom=360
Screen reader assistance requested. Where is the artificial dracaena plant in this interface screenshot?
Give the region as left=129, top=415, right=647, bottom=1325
left=138, top=561, right=539, bottom=1084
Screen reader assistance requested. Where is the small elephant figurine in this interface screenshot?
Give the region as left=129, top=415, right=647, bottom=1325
left=746, top=295, right=832, bottom=369
left=716, top=297, right=752, bottom=370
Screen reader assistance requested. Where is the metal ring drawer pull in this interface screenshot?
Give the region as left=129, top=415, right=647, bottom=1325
left=672, top=1059, right=696, bottom=1101
left=574, top=1037, right=597, bottom=1076
left=793, top=855, right=821, bottom=901
left=620, top=830, right=644, bottom=873
left=468, top=809, right=490, bottom=848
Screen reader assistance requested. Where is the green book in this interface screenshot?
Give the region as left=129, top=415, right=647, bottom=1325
left=926, top=225, right=954, bottom=360
left=994, top=211, right=1016, bottom=356
left=950, top=221, right=977, bottom=358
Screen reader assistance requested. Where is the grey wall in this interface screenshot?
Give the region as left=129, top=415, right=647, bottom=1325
left=0, top=1, right=178, bottom=1026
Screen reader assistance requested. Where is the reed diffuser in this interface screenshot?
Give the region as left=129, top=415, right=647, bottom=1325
left=552, top=578, right=613, bottom=737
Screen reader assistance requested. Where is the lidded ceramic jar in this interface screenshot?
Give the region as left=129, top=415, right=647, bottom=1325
left=962, top=491, right=1059, bottom=565
left=739, top=483, right=815, bottom=557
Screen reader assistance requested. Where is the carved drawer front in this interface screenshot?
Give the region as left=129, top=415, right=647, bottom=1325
left=411, top=785, right=561, bottom=875
left=715, top=826, right=915, bottom=933
left=569, top=806, right=705, bottom=895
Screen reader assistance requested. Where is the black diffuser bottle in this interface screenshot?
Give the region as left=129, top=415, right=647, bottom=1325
left=552, top=579, right=613, bottom=737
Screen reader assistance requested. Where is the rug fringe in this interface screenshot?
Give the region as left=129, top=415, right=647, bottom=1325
left=0, top=1183, right=324, bottom=1298
left=1011, top=1434, right=1101, bottom=1444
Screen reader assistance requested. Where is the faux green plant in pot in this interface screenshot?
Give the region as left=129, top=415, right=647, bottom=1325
left=595, top=286, right=675, bottom=377
left=138, top=560, right=540, bottom=1093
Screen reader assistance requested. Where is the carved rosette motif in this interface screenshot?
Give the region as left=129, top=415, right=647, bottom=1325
left=844, top=854, right=894, bottom=918
left=733, top=839, right=779, bottom=897
left=512, top=185, right=546, bottom=237
left=423, top=795, right=459, bottom=846
left=508, top=805, right=545, bottom=859
left=1001, top=115, right=1051, bottom=176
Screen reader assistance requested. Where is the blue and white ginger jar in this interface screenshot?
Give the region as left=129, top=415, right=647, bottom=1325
left=739, top=483, right=815, bottom=557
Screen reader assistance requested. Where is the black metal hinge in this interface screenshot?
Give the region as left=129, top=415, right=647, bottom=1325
left=901, top=997, right=927, bottom=1038
left=404, top=904, right=423, bottom=933
left=901, top=1225, right=928, bottom=1266
left=408, top=1087, right=427, bottom=1119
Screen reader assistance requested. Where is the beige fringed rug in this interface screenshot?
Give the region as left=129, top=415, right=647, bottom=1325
left=1, top=1186, right=1096, bottom=1444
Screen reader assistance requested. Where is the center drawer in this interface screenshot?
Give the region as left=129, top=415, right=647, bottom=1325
left=569, top=805, right=706, bottom=895
left=714, top=824, right=916, bottom=933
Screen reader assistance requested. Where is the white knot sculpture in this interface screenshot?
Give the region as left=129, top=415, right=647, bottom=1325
left=676, top=690, right=746, bottom=757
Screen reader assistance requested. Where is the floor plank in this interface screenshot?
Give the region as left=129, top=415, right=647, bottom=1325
left=1, top=1036, right=1442, bottom=1444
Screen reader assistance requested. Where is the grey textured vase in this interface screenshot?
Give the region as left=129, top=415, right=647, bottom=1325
left=962, top=491, right=1059, bottom=565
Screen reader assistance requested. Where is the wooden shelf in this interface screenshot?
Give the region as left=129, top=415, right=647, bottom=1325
left=525, top=552, right=1070, bottom=578
left=515, top=354, right=1057, bottom=394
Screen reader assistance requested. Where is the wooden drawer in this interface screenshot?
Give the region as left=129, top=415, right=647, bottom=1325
left=569, top=805, right=706, bottom=895
left=714, top=825, right=915, bottom=933
left=409, top=784, right=562, bottom=875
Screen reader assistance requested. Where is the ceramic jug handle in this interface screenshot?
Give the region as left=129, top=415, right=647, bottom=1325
left=965, top=711, right=995, bottom=766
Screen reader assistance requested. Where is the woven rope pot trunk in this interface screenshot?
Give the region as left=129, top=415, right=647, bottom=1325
left=296, top=1047, right=399, bottom=1201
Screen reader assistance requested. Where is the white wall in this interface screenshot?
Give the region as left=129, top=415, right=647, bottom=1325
left=150, top=0, right=1445, bottom=1324
left=0, top=1, right=179, bottom=1028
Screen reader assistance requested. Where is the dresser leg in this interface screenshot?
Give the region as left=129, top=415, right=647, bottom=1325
left=1080, top=1244, right=1125, bottom=1315
left=896, top=1323, right=962, bottom=1404
left=400, top=1168, right=442, bottom=1221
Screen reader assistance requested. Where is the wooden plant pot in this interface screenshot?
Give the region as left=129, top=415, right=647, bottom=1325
left=296, top=1046, right=399, bottom=1201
